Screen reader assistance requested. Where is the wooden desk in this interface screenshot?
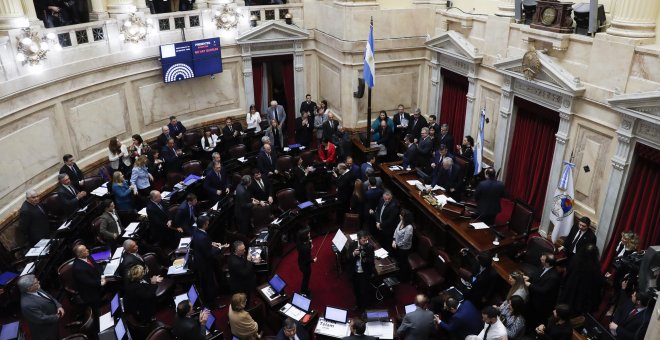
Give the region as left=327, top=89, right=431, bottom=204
left=256, top=282, right=288, bottom=308
left=351, top=135, right=380, bottom=164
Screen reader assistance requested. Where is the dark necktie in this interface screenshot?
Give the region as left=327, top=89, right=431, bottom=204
left=258, top=180, right=264, bottom=191
left=483, top=323, right=492, bottom=340
left=36, top=290, right=55, bottom=304
left=267, top=154, right=272, bottom=164
left=37, top=204, right=46, bottom=216
left=68, top=185, right=76, bottom=196
left=217, top=172, right=222, bottom=181
left=274, top=110, right=280, bottom=123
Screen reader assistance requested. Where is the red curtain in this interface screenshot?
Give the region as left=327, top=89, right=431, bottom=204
left=281, top=57, right=295, bottom=143
left=439, top=69, right=469, bottom=145
left=601, top=143, right=660, bottom=271
left=504, top=98, right=559, bottom=220
left=252, top=62, right=263, bottom=113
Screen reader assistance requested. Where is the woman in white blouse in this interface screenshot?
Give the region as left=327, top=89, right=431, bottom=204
left=107, top=137, right=131, bottom=173
left=200, top=128, right=220, bottom=155
left=246, top=104, right=262, bottom=132
left=392, top=208, right=414, bottom=280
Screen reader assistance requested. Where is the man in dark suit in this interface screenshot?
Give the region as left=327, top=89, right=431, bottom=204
left=609, top=290, right=653, bottom=340
left=192, top=216, right=223, bottom=307
left=173, top=300, right=209, bottom=340
left=203, top=161, right=230, bottom=203
left=72, top=244, right=105, bottom=324
left=161, top=138, right=183, bottom=173
left=360, top=155, right=376, bottom=181
left=397, top=294, right=435, bottom=340
left=299, top=94, right=317, bottom=116
left=157, top=126, right=171, bottom=150
left=146, top=190, right=182, bottom=247
left=266, top=100, right=287, bottom=135
left=234, top=175, right=256, bottom=236
left=168, top=115, right=187, bottom=147
left=406, top=108, right=428, bottom=140
left=256, top=143, right=277, bottom=176
left=276, top=317, right=310, bottom=340
left=117, top=239, right=146, bottom=279
left=401, top=134, right=419, bottom=169
left=474, top=168, right=505, bottom=225
left=295, top=110, right=314, bottom=147
left=322, top=112, right=339, bottom=141
left=432, top=158, right=463, bottom=200
left=435, top=297, right=483, bottom=340
left=175, top=194, right=198, bottom=235
left=417, top=127, right=434, bottom=169
left=56, top=173, right=87, bottom=217
left=465, top=252, right=498, bottom=308
left=525, top=253, right=561, bottom=329
left=249, top=169, right=273, bottom=204
left=228, top=240, right=256, bottom=295
left=334, top=163, right=355, bottom=227
left=59, top=154, right=84, bottom=191
left=18, top=274, right=64, bottom=340
left=371, top=191, right=400, bottom=252
left=427, top=115, right=440, bottom=133
left=222, top=117, right=243, bottom=151
left=20, top=189, right=50, bottom=246
left=437, top=123, right=454, bottom=152
left=342, top=318, right=376, bottom=340
left=392, top=104, right=411, bottom=140
left=348, top=231, right=375, bottom=310
left=562, top=216, right=597, bottom=259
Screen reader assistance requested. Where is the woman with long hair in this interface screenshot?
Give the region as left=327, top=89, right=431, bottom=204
left=350, top=178, right=365, bottom=215
left=313, top=100, right=329, bottom=144
left=459, top=135, right=475, bottom=160
left=296, top=227, right=316, bottom=296
left=228, top=293, right=259, bottom=340
left=371, top=110, right=394, bottom=141
left=107, top=137, right=131, bottom=173
left=506, top=271, right=529, bottom=302
left=127, top=134, right=151, bottom=160
left=392, top=209, right=414, bottom=280
left=200, top=128, right=219, bottom=155
left=498, top=295, right=526, bottom=339
left=130, top=155, right=153, bottom=198
left=111, top=171, right=135, bottom=211
left=246, top=104, right=262, bottom=132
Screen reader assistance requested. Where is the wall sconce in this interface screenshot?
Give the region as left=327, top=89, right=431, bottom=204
left=214, top=4, right=242, bottom=30
left=119, top=13, right=153, bottom=43
left=284, top=13, right=292, bottom=25
left=250, top=15, right=258, bottom=28
left=15, top=28, right=61, bottom=66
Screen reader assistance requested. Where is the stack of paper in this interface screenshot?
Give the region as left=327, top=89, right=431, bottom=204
left=315, top=198, right=324, bottom=204
left=406, top=180, right=421, bottom=186
left=26, top=239, right=51, bottom=257
left=281, top=304, right=306, bottom=321
left=103, top=258, right=121, bottom=276
left=469, top=222, right=490, bottom=230
left=58, top=220, right=72, bottom=230
left=138, top=207, right=147, bottom=216
left=99, top=312, right=114, bottom=332
left=178, top=237, right=192, bottom=249
left=91, top=186, right=109, bottom=197
left=20, top=262, right=35, bottom=276
left=299, top=146, right=306, bottom=150
left=238, top=157, right=247, bottom=163
left=374, top=248, right=389, bottom=259
left=365, top=321, right=394, bottom=339
left=122, top=222, right=140, bottom=237
left=111, top=248, right=124, bottom=260
left=388, top=165, right=403, bottom=171
left=162, top=191, right=172, bottom=198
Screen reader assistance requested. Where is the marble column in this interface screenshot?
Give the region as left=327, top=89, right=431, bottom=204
left=20, top=0, right=42, bottom=27
left=241, top=45, right=255, bottom=111
left=496, top=0, right=515, bottom=18
left=0, top=0, right=28, bottom=30
left=135, top=0, right=150, bottom=14
left=539, top=107, right=572, bottom=238
left=595, top=114, right=635, bottom=254
left=293, top=41, right=304, bottom=116
left=89, top=0, right=109, bottom=21
left=464, top=73, right=477, bottom=137
left=107, top=0, right=137, bottom=15
left=493, top=76, right=515, bottom=175
left=607, top=0, right=660, bottom=39
left=428, top=53, right=441, bottom=118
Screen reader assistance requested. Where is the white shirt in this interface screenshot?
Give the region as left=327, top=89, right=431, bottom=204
left=201, top=134, right=220, bottom=151
left=108, top=144, right=131, bottom=169
left=247, top=112, right=262, bottom=132
left=476, top=319, right=508, bottom=340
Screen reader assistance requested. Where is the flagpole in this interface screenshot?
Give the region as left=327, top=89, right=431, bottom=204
left=365, top=16, right=373, bottom=148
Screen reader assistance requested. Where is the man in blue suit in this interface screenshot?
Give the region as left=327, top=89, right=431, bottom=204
left=167, top=115, right=187, bottom=147
left=474, top=168, right=505, bottom=225
left=203, top=161, right=229, bottom=203
left=192, top=215, right=223, bottom=308
left=435, top=297, right=482, bottom=340
left=175, top=194, right=198, bottom=235
left=275, top=317, right=309, bottom=340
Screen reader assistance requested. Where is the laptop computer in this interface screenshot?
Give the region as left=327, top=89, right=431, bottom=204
left=291, top=293, right=311, bottom=312
left=205, top=313, right=216, bottom=334
left=365, top=309, right=389, bottom=322
left=114, top=318, right=132, bottom=340
left=279, top=293, right=311, bottom=322
left=268, top=274, right=286, bottom=298
left=188, top=284, right=200, bottom=307
left=111, top=293, right=121, bottom=317
left=0, top=321, right=19, bottom=340
left=404, top=304, right=417, bottom=314
left=297, top=201, right=313, bottom=209
left=325, top=306, right=348, bottom=324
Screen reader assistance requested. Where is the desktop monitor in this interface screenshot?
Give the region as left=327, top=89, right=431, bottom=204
left=0, top=321, right=19, bottom=340
left=404, top=304, right=417, bottom=314
left=268, top=274, right=286, bottom=294
left=325, top=306, right=348, bottom=323
left=114, top=319, right=127, bottom=340
left=188, top=285, right=199, bottom=307
left=110, top=293, right=120, bottom=316
left=91, top=248, right=112, bottom=262
left=291, top=293, right=311, bottom=312
left=205, top=313, right=216, bottom=331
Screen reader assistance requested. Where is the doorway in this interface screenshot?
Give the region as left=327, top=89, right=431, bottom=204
left=251, top=55, right=295, bottom=141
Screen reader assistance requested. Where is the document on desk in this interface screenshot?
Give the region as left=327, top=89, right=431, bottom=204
left=178, top=237, right=192, bottom=249
left=99, top=312, right=114, bottom=332
left=238, top=157, right=247, bottom=163
left=167, top=264, right=188, bottom=276
left=103, top=258, right=121, bottom=276
left=388, top=165, right=403, bottom=171
left=406, top=180, right=421, bottom=186
left=21, top=262, right=35, bottom=276
left=26, top=245, right=50, bottom=257
left=211, top=202, right=219, bottom=211
left=315, top=198, right=324, bottom=204
left=315, top=318, right=351, bottom=338
left=138, top=207, right=147, bottom=216
left=365, top=321, right=394, bottom=339
left=122, top=222, right=140, bottom=237
left=91, top=186, right=109, bottom=197
left=332, top=229, right=348, bottom=252
left=111, top=248, right=124, bottom=260
left=162, top=191, right=172, bottom=198
left=374, top=248, right=389, bottom=259
left=470, top=222, right=490, bottom=230
left=173, top=293, right=187, bottom=307
left=281, top=303, right=306, bottom=321
left=272, top=217, right=283, bottom=226
left=58, top=220, right=72, bottom=230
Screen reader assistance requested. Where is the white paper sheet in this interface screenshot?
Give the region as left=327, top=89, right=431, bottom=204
left=365, top=321, right=394, bottom=339
left=470, top=222, right=490, bottom=230
left=374, top=248, right=389, bottom=259
left=332, top=229, right=348, bottom=252
left=99, top=312, right=114, bottom=332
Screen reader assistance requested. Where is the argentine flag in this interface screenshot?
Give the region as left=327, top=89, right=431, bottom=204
left=473, top=108, right=485, bottom=175
left=550, top=161, right=575, bottom=242
left=364, top=23, right=375, bottom=88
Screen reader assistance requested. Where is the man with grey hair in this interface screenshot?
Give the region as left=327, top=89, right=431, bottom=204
left=267, top=100, right=287, bottom=132
left=406, top=108, right=428, bottom=140
left=18, top=274, right=64, bottom=340
left=437, top=123, right=454, bottom=152
left=228, top=240, right=256, bottom=295
left=418, top=127, right=433, bottom=168
left=432, top=157, right=463, bottom=200
left=276, top=317, right=309, bottom=340
left=205, top=152, right=222, bottom=172
left=56, top=173, right=87, bottom=216
left=72, top=244, right=105, bottom=325
left=117, top=239, right=163, bottom=284
left=157, top=125, right=171, bottom=150
left=234, top=175, right=258, bottom=235
left=20, top=189, right=50, bottom=246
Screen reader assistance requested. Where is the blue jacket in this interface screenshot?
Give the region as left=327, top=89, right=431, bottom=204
left=439, top=300, right=483, bottom=340
left=112, top=181, right=134, bottom=210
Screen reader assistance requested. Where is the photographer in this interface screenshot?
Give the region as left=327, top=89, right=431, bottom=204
left=349, top=230, right=375, bottom=311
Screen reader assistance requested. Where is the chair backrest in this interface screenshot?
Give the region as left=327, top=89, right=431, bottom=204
left=509, top=200, right=534, bottom=237
left=146, top=326, right=175, bottom=340
left=81, top=176, right=105, bottom=193
left=209, top=126, right=221, bottom=136
left=41, top=192, right=64, bottom=218
left=251, top=204, right=273, bottom=228
left=183, top=130, right=202, bottom=147
left=230, top=173, right=242, bottom=189
left=300, top=150, right=315, bottom=166
left=276, top=188, right=298, bottom=211
left=182, top=160, right=203, bottom=176
left=57, top=258, right=77, bottom=294
left=167, top=204, right=179, bottom=220
left=142, top=253, right=161, bottom=275
left=416, top=235, right=434, bottom=262
left=434, top=249, right=451, bottom=275
left=166, top=172, right=185, bottom=189
left=524, top=236, right=555, bottom=267
left=229, top=144, right=247, bottom=158
left=276, top=155, right=293, bottom=173
left=62, top=334, right=88, bottom=340
left=250, top=138, right=262, bottom=153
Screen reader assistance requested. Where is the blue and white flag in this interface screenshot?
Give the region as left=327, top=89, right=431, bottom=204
left=473, top=108, right=485, bottom=175
left=550, top=161, right=575, bottom=242
left=364, top=23, right=375, bottom=88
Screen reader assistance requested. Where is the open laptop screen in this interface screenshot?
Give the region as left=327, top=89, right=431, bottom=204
left=188, top=285, right=199, bottom=306
left=269, top=274, right=286, bottom=294
left=114, top=319, right=127, bottom=340
left=110, top=293, right=120, bottom=316
left=325, top=306, right=348, bottom=323
left=205, top=313, right=215, bottom=331
left=0, top=321, right=19, bottom=340
left=291, top=293, right=311, bottom=312
left=404, top=304, right=417, bottom=314
left=91, top=249, right=112, bottom=262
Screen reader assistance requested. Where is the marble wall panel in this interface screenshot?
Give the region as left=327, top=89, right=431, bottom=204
left=318, top=59, right=341, bottom=110
left=584, top=38, right=635, bottom=92
left=64, top=90, right=128, bottom=152
left=0, top=116, right=60, bottom=199
left=573, top=124, right=613, bottom=215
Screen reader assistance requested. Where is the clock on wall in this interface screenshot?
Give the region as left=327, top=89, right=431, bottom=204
left=531, top=0, right=574, bottom=33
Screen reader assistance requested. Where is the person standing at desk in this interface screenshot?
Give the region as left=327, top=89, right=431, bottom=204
left=173, top=300, right=210, bottom=340
left=228, top=240, right=257, bottom=296
left=397, top=294, right=435, bottom=340
left=349, top=230, right=375, bottom=311
left=192, top=215, right=225, bottom=308
left=296, top=227, right=316, bottom=297
left=20, top=189, right=50, bottom=247
left=17, top=275, right=64, bottom=340
left=175, top=193, right=198, bottom=236
left=72, top=244, right=105, bottom=329
left=371, top=191, right=400, bottom=252
left=475, top=168, right=505, bottom=225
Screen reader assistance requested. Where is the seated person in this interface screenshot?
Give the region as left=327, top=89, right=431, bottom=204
left=434, top=297, right=483, bottom=340
left=342, top=318, right=376, bottom=340
left=609, top=290, right=653, bottom=340
left=228, top=293, right=259, bottom=340
left=173, top=300, right=210, bottom=340
left=276, top=317, right=309, bottom=340
left=534, top=304, right=573, bottom=340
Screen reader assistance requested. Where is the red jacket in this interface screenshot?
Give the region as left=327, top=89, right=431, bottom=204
left=318, top=143, right=336, bottom=163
